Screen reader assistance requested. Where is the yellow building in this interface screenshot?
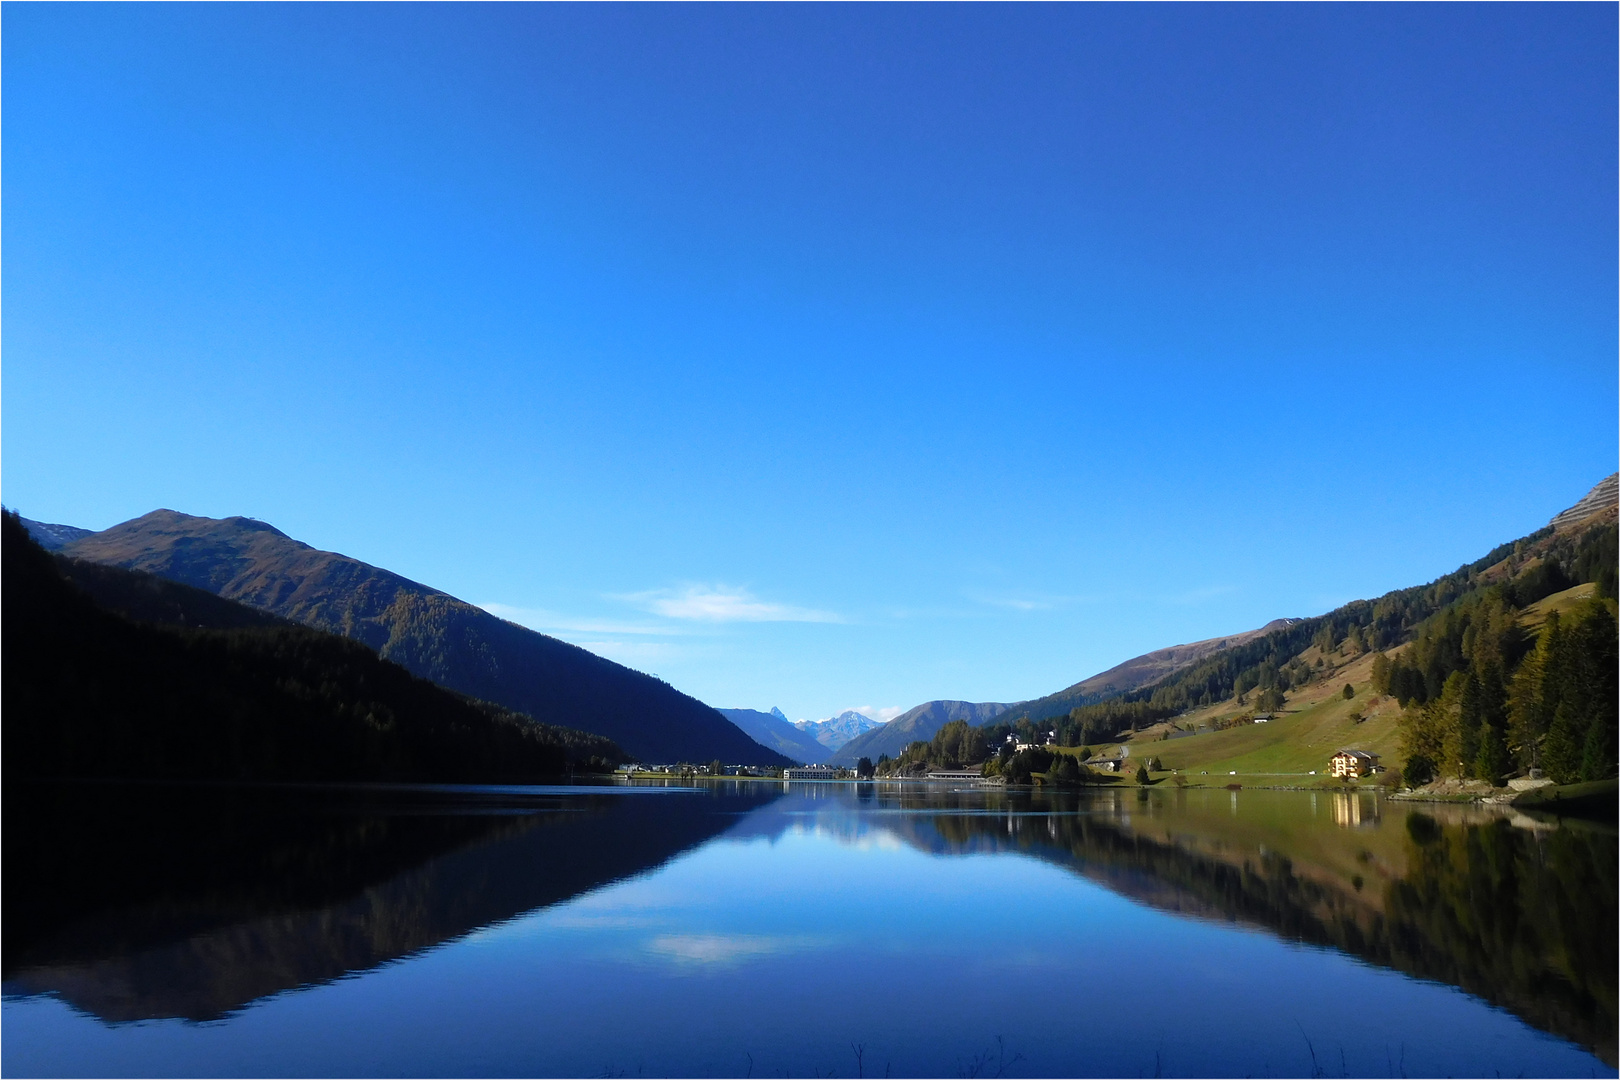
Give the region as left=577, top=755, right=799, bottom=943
left=1330, top=749, right=1379, bottom=779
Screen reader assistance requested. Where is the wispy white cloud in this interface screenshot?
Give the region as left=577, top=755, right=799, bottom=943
left=963, top=590, right=1098, bottom=613
left=619, top=584, right=841, bottom=624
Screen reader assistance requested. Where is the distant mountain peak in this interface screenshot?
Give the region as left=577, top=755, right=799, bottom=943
left=790, top=709, right=885, bottom=752
left=770, top=707, right=788, bottom=722
left=826, top=700, right=1013, bottom=767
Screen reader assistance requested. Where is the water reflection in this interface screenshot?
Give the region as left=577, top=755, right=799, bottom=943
left=1331, top=790, right=1380, bottom=827
left=3, top=780, right=782, bottom=1022
left=829, top=784, right=1615, bottom=1065
left=2, top=780, right=1613, bottom=1071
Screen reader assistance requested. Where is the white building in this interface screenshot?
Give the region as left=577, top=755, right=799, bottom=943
left=784, top=765, right=839, bottom=781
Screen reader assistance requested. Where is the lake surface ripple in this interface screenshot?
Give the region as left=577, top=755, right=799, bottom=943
left=3, top=780, right=1614, bottom=1077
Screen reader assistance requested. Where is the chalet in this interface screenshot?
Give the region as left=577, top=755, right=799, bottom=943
left=1330, top=749, right=1380, bottom=779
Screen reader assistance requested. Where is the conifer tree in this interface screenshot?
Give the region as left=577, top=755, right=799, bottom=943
left=1370, top=652, right=1392, bottom=695
left=1474, top=721, right=1507, bottom=786
left=1542, top=704, right=1581, bottom=784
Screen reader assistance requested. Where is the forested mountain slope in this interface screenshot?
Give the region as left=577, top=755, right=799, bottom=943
left=1006, top=619, right=1300, bottom=727
left=57, top=510, right=789, bottom=766
left=829, top=700, right=1012, bottom=766
left=993, top=474, right=1618, bottom=781
left=3, top=512, right=625, bottom=782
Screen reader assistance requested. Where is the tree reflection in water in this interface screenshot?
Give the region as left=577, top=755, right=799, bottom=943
left=847, top=784, right=1616, bottom=1066
left=3, top=780, right=1612, bottom=1068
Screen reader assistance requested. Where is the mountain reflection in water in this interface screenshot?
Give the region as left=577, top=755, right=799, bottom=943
left=3, top=780, right=782, bottom=1022
left=824, top=784, right=1616, bottom=1065
left=2, top=781, right=1613, bottom=1072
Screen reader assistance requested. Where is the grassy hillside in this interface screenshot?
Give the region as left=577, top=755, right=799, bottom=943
left=1009, top=618, right=1299, bottom=725
left=59, top=509, right=790, bottom=766
left=1117, top=647, right=1405, bottom=777
left=997, top=478, right=1617, bottom=781
left=1052, top=580, right=1616, bottom=782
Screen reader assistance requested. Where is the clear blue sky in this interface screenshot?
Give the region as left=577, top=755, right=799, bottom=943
left=5, top=5, right=1615, bottom=723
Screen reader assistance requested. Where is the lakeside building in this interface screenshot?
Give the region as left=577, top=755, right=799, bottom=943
left=1330, top=749, right=1381, bottom=778
left=924, top=768, right=985, bottom=782
left=783, top=765, right=838, bottom=781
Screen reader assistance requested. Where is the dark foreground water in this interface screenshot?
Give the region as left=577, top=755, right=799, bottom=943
left=3, top=780, right=1614, bottom=1078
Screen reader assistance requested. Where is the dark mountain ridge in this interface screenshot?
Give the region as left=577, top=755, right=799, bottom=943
left=2, top=512, right=625, bottom=783
left=57, top=510, right=789, bottom=766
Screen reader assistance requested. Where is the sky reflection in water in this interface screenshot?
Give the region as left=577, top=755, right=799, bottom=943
left=2, top=782, right=1613, bottom=1078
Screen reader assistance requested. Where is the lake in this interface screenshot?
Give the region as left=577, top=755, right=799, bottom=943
left=3, top=779, right=1614, bottom=1078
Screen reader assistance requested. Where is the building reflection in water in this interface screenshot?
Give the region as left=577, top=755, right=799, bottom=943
left=1331, top=790, right=1381, bottom=828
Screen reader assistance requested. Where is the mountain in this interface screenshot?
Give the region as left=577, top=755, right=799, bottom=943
left=795, top=710, right=883, bottom=752
left=18, top=516, right=94, bottom=551
left=717, top=708, right=829, bottom=764
left=828, top=621, right=1303, bottom=768
left=1551, top=473, right=1618, bottom=529
left=1000, top=474, right=1618, bottom=770
left=2, top=512, right=625, bottom=783
left=827, top=618, right=1300, bottom=766
left=829, top=700, right=1012, bottom=766
left=1005, top=618, right=1302, bottom=726
left=56, top=510, right=790, bottom=766
left=848, top=476, right=1619, bottom=776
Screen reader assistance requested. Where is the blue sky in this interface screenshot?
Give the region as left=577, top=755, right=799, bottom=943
left=4, top=5, right=1615, bottom=723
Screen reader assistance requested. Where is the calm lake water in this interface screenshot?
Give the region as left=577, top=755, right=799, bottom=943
left=3, top=780, right=1615, bottom=1078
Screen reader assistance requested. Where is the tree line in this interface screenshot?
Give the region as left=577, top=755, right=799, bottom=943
left=1390, top=594, right=1615, bottom=786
